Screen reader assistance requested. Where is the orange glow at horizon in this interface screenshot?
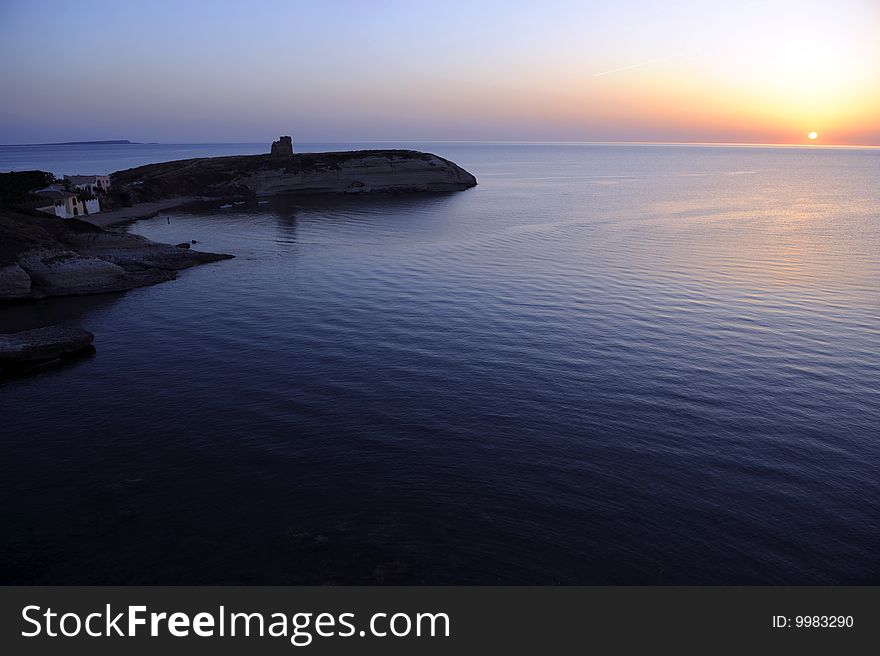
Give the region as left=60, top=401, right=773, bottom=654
left=441, top=2, right=880, bottom=146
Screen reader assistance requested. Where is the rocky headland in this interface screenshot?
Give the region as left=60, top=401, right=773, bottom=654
left=110, top=149, right=477, bottom=207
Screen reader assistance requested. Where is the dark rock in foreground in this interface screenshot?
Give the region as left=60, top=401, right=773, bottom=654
left=0, top=325, right=94, bottom=372
left=111, top=149, right=477, bottom=203
left=0, top=206, right=233, bottom=301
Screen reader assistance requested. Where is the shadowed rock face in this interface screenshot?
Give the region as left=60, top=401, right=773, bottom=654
left=0, top=207, right=232, bottom=301
left=111, top=149, right=477, bottom=203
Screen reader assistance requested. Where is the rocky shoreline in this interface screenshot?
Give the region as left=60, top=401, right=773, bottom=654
left=0, top=206, right=232, bottom=301
left=0, top=206, right=232, bottom=376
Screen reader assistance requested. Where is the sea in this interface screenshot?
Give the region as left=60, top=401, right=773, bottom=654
left=1, top=141, right=879, bottom=584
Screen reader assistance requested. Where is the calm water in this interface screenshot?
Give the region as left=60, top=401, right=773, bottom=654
left=2, top=143, right=879, bottom=584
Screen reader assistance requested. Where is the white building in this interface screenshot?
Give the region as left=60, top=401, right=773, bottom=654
left=33, top=188, right=100, bottom=219
left=84, top=197, right=100, bottom=214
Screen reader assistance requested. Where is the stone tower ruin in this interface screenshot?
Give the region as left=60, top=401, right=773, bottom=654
left=270, top=136, right=294, bottom=156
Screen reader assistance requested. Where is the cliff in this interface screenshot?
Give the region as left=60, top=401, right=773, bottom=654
left=110, top=149, right=477, bottom=203
left=0, top=206, right=232, bottom=301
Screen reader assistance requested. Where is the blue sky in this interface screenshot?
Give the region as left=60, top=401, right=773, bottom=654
left=1, top=0, right=878, bottom=144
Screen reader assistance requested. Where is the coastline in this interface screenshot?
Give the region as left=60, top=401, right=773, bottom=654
left=0, top=146, right=476, bottom=374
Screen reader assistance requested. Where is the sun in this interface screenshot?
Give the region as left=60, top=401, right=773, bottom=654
left=808, top=131, right=819, bottom=141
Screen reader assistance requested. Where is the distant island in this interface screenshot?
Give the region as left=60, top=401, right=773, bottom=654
left=0, top=140, right=140, bottom=147
left=48, top=140, right=139, bottom=146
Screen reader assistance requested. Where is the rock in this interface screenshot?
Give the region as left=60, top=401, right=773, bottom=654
left=75, top=231, right=232, bottom=271
left=175, top=242, right=191, bottom=249
left=16, top=248, right=132, bottom=296
left=0, top=325, right=94, bottom=369
left=0, top=263, right=32, bottom=299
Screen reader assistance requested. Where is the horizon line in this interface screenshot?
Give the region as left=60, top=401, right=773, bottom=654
left=1, top=139, right=878, bottom=149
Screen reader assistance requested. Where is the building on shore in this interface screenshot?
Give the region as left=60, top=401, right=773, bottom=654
left=64, top=174, right=111, bottom=194
left=32, top=188, right=100, bottom=219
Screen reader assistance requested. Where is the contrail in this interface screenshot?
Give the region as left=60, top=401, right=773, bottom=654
left=593, top=56, right=676, bottom=78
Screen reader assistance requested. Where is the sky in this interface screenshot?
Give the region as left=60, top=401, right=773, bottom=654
left=1, top=0, right=878, bottom=145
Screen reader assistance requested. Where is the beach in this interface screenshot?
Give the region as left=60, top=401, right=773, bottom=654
left=84, top=196, right=204, bottom=228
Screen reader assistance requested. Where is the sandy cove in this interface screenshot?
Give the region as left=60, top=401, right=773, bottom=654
left=84, top=196, right=204, bottom=228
